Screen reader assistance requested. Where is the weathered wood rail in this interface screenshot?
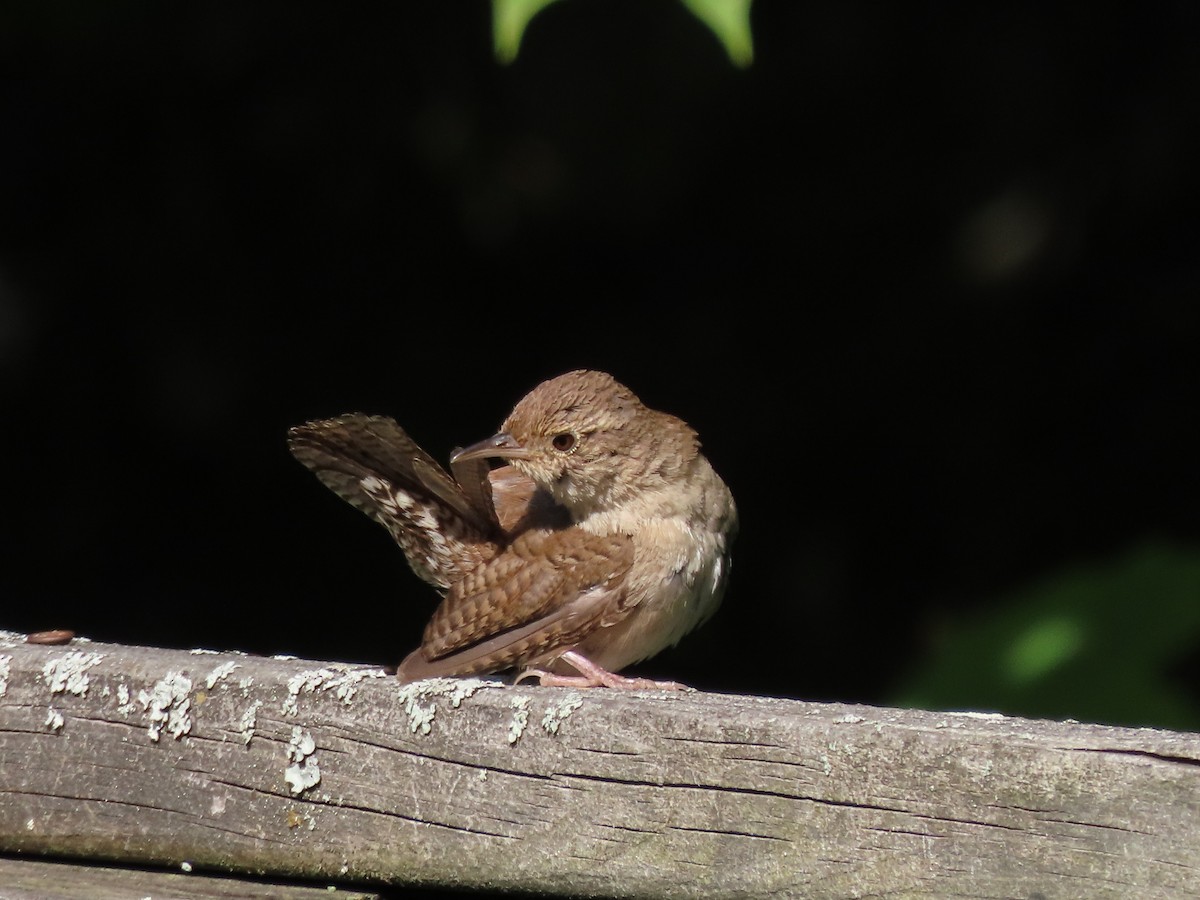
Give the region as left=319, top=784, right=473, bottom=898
left=1, top=631, right=1198, bottom=898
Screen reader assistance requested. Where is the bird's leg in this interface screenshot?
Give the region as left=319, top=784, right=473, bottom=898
left=515, top=650, right=686, bottom=691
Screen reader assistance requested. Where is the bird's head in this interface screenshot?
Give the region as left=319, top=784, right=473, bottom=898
left=452, top=370, right=698, bottom=519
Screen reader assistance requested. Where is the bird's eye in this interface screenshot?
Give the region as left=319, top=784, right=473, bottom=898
left=552, top=433, right=577, bottom=453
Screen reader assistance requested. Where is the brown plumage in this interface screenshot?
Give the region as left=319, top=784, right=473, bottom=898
left=288, top=370, right=737, bottom=688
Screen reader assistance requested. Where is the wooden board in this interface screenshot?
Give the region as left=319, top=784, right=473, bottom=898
left=1, top=633, right=1198, bottom=897
left=0, top=855, right=381, bottom=899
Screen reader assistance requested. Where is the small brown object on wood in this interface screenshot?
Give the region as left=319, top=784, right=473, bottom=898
left=25, top=629, right=75, bottom=645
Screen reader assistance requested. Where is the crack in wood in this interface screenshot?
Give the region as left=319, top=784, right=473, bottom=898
left=663, top=734, right=792, bottom=751
left=1073, top=746, right=1200, bottom=769
left=318, top=798, right=523, bottom=841
left=863, top=825, right=947, bottom=840
left=561, top=770, right=1084, bottom=839
left=1034, top=815, right=1151, bottom=836
left=667, top=823, right=794, bottom=844
left=323, top=730, right=562, bottom=784
left=571, top=745, right=643, bottom=757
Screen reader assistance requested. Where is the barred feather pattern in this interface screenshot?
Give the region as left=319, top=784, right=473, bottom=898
left=288, top=415, right=501, bottom=591
left=357, top=473, right=497, bottom=591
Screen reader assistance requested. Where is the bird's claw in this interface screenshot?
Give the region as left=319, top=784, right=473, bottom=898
left=514, top=650, right=687, bottom=691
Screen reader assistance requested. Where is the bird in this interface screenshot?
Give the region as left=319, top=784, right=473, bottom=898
left=287, top=370, right=737, bottom=689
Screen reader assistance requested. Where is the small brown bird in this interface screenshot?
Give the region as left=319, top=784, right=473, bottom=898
left=288, top=370, right=737, bottom=689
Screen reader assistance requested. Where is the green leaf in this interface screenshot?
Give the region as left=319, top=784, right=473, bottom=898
left=891, top=542, right=1200, bottom=730
left=1003, top=615, right=1086, bottom=685
left=681, top=0, right=754, bottom=67
left=492, top=0, right=560, bottom=64
left=492, top=0, right=755, bottom=67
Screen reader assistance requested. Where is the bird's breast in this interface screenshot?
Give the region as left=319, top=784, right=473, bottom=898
left=575, top=506, right=734, bottom=671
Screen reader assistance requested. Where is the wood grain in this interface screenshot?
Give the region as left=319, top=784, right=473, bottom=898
left=0, top=856, right=381, bottom=900
left=1, top=633, right=1198, bottom=898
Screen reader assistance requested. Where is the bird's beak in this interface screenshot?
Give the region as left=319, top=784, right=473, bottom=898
left=450, top=432, right=530, bottom=464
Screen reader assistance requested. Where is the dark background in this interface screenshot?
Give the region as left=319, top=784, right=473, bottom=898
left=2, top=3, right=1198, bottom=731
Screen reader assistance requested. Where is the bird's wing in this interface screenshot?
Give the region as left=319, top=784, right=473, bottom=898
left=288, top=414, right=501, bottom=589
left=396, top=528, right=636, bottom=680
left=448, top=452, right=501, bottom=532
left=486, top=465, right=572, bottom=534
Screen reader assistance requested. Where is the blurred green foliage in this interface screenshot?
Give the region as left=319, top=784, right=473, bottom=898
left=893, top=543, right=1200, bottom=731
left=492, top=0, right=558, bottom=64
left=492, top=0, right=754, bottom=66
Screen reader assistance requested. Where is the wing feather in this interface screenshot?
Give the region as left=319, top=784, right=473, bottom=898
left=396, top=528, right=635, bottom=679
left=288, top=414, right=502, bottom=588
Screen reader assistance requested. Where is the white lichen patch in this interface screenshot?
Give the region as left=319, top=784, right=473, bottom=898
left=281, top=665, right=388, bottom=716
left=45, top=708, right=65, bottom=732
left=116, top=682, right=135, bottom=715
left=508, top=695, right=530, bottom=744
left=945, top=710, right=1008, bottom=721
left=397, top=688, right=436, bottom=736
left=239, top=699, right=262, bottom=746
left=42, top=651, right=104, bottom=697
left=138, top=672, right=194, bottom=742
left=395, top=677, right=497, bottom=736
left=834, top=714, right=865, bottom=725
left=285, top=726, right=320, bottom=795
left=188, top=648, right=220, bottom=655
left=541, top=691, right=584, bottom=735
left=0, top=630, right=22, bottom=647
left=0, top=655, right=11, bottom=698
left=204, top=661, right=240, bottom=689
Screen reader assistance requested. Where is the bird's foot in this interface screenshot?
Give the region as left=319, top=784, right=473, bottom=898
left=515, top=650, right=686, bottom=690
